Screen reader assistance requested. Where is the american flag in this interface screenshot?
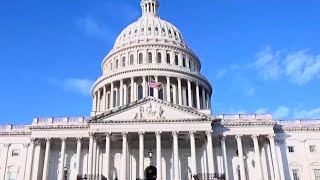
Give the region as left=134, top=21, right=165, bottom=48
left=149, top=79, right=159, bottom=88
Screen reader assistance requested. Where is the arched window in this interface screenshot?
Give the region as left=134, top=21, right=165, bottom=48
left=182, top=57, right=186, bottom=67
left=139, top=53, right=143, bottom=64
left=159, top=84, right=164, bottom=100
left=174, top=55, right=178, bottom=65
left=122, top=57, right=126, bottom=67
left=148, top=52, right=152, bottom=63
left=157, top=52, right=161, bottom=63
left=130, top=54, right=134, bottom=65
left=138, top=85, right=143, bottom=100
left=189, top=60, right=191, bottom=69
left=166, top=53, right=170, bottom=64
left=110, top=63, right=113, bottom=70
left=115, top=59, right=119, bottom=69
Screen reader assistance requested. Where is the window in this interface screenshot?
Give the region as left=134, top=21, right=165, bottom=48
left=122, top=57, right=126, bottom=67
left=159, top=84, right=164, bottom=100
left=314, top=169, right=320, bottom=180
left=115, top=59, right=119, bottom=69
left=138, top=85, right=143, bottom=100
left=189, top=60, right=191, bottom=69
left=292, top=169, right=300, bottom=180
left=288, top=146, right=295, bottom=153
left=8, top=172, right=17, bottom=180
left=130, top=54, right=134, bottom=65
left=139, top=53, right=143, bottom=64
left=157, top=53, right=161, bottom=63
left=182, top=57, right=186, bottom=67
left=174, top=55, right=178, bottom=65
left=310, top=145, right=316, bottom=152
left=110, top=63, right=113, bottom=70
left=166, top=53, right=170, bottom=64
left=11, top=149, right=19, bottom=157
left=148, top=52, right=152, bottom=63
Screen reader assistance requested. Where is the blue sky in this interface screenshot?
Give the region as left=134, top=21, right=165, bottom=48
left=1, top=0, right=320, bottom=124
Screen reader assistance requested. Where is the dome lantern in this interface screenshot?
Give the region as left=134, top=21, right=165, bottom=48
left=141, top=0, right=159, bottom=17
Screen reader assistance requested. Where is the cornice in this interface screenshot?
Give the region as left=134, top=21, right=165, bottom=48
left=0, top=132, right=31, bottom=136
left=29, top=125, right=90, bottom=130
left=213, top=121, right=277, bottom=127
left=90, top=118, right=211, bottom=124
left=275, top=125, right=320, bottom=132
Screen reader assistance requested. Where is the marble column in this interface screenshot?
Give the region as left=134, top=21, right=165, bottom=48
left=2, top=143, right=10, bottom=180
left=202, top=88, right=206, bottom=109
left=104, top=85, right=108, bottom=110
left=173, top=131, right=180, bottom=180
left=189, top=131, right=197, bottom=175
left=268, top=134, right=280, bottom=180
left=156, top=131, right=162, bottom=180
left=58, top=137, right=66, bottom=180
left=25, top=139, right=35, bottom=180
left=92, top=93, right=97, bottom=112
left=235, top=135, right=246, bottom=180
left=97, top=89, right=101, bottom=111
left=220, top=135, right=229, bottom=180
left=92, top=137, right=97, bottom=175
left=131, top=77, right=134, bottom=102
left=88, top=133, right=94, bottom=175
left=75, top=137, right=82, bottom=177
left=139, top=132, right=144, bottom=179
left=42, top=138, right=51, bottom=180
left=105, top=133, right=111, bottom=179
left=166, top=76, right=171, bottom=103
left=251, top=135, right=263, bottom=180
left=155, top=76, right=159, bottom=98
left=120, top=79, right=123, bottom=106
left=122, top=132, right=128, bottom=180
left=206, top=131, right=215, bottom=173
left=196, top=83, right=200, bottom=109
left=187, top=79, right=192, bottom=107
left=177, top=78, right=182, bottom=105
left=143, top=76, right=147, bottom=98
left=110, top=82, right=114, bottom=108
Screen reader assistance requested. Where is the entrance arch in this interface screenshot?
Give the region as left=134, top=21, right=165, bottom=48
left=145, top=166, right=157, bottom=180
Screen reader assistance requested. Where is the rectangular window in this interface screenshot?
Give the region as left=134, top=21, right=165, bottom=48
left=292, top=169, right=300, bottom=180
left=315, top=169, right=320, bottom=180
left=288, top=146, right=295, bottom=153
left=11, top=149, right=19, bottom=157
left=8, top=172, right=17, bottom=180
left=310, top=145, right=316, bottom=152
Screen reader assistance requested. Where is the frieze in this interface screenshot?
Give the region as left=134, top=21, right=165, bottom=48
left=29, top=125, right=90, bottom=130
left=133, top=103, right=165, bottom=120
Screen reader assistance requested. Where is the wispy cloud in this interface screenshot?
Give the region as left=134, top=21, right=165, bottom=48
left=253, top=106, right=320, bottom=119
left=273, top=106, right=290, bottom=119
left=49, top=78, right=94, bottom=96
left=254, top=46, right=281, bottom=80
left=77, top=16, right=114, bottom=40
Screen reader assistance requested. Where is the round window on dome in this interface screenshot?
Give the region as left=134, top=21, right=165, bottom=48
left=129, top=31, right=131, bottom=35
left=148, top=27, right=151, bottom=31
left=155, top=27, right=158, bottom=31
left=162, top=28, right=165, bottom=32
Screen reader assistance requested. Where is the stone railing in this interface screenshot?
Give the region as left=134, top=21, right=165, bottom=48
left=277, top=119, right=320, bottom=126
left=0, top=125, right=29, bottom=132
left=32, top=117, right=90, bottom=125
left=215, top=114, right=273, bottom=121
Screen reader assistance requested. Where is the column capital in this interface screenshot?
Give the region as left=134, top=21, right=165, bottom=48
left=251, top=134, right=259, bottom=140
left=122, top=132, right=128, bottom=137
left=219, top=135, right=226, bottom=141
left=177, top=77, right=182, bottom=81
left=166, top=76, right=171, bottom=79
left=60, top=137, right=67, bottom=142
left=23, top=143, right=30, bottom=147
left=189, top=130, right=196, bottom=135
left=155, top=131, right=162, bottom=136
left=89, top=132, right=95, bottom=137
left=30, top=138, right=36, bottom=143
left=268, top=134, right=275, bottom=139
left=105, top=132, right=112, bottom=137
left=205, top=130, right=213, bottom=135
left=235, top=134, right=243, bottom=140
left=4, top=143, right=11, bottom=148
left=138, top=131, right=145, bottom=136
left=35, top=140, right=41, bottom=146
left=45, top=137, right=51, bottom=142
left=76, top=137, right=83, bottom=141
left=172, top=131, right=179, bottom=136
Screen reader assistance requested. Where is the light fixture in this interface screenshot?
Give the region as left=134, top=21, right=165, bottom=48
left=148, top=133, right=153, bottom=159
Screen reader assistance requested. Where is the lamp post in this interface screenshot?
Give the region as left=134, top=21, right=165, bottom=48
left=148, top=133, right=153, bottom=159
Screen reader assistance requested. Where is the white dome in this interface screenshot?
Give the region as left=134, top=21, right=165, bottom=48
left=113, top=0, right=188, bottom=49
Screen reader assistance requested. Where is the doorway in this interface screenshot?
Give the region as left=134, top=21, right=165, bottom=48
left=145, top=166, right=157, bottom=180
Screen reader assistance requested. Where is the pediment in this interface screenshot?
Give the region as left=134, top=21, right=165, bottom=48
left=90, top=97, right=213, bottom=123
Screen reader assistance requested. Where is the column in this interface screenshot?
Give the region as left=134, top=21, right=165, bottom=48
left=110, top=82, right=114, bottom=108
left=58, top=137, right=66, bottom=180
left=206, top=131, right=215, bottom=173
left=105, top=133, right=111, bottom=179
left=121, top=132, right=128, bottom=180
left=102, top=86, right=106, bottom=111
left=42, top=138, right=51, bottom=180
left=220, top=135, right=229, bottom=180
left=142, top=76, right=146, bottom=98
left=154, top=76, right=159, bottom=98
left=206, top=93, right=210, bottom=109
left=88, top=133, right=94, bottom=175
left=138, top=132, right=144, bottom=179
left=187, top=80, right=192, bottom=107
left=268, top=134, right=280, bottom=180
left=202, top=88, right=206, bottom=109
left=131, top=77, right=134, bottom=102
left=104, top=86, right=108, bottom=110
left=177, top=78, right=182, bottom=105
left=97, top=89, right=101, bottom=111
left=92, top=137, right=97, bottom=175
left=2, top=143, right=10, bottom=180
left=166, top=76, right=171, bottom=103
left=189, top=131, right=197, bottom=175
left=120, top=79, right=123, bottom=106
left=252, top=135, right=263, bottom=180
left=92, top=93, right=97, bottom=112
left=156, top=131, right=162, bottom=180
left=196, top=83, right=200, bottom=109
left=235, top=135, right=246, bottom=180
left=75, top=137, right=82, bottom=178
left=96, top=145, right=100, bottom=176
left=25, top=139, right=35, bottom=180
left=173, top=131, right=180, bottom=180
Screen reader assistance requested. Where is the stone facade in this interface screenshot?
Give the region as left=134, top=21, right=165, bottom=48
left=0, top=0, right=320, bottom=180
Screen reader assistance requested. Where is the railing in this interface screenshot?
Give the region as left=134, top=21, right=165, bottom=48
left=278, top=119, right=320, bottom=126
left=216, top=114, right=273, bottom=121
left=195, top=173, right=225, bottom=180
left=33, top=117, right=90, bottom=125
left=0, top=125, right=29, bottom=132
left=76, top=174, right=107, bottom=180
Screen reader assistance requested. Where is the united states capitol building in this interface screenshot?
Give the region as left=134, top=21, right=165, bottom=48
left=1, top=0, right=320, bottom=180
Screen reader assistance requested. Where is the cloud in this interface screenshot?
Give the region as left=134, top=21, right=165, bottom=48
left=50, top=78, right=94, bottom=96
left=292, top=107, right=320, bottom=119
left=215, top=69, right=227, bottom=79
left=253, top=47, right=320, bottom=85
left=255, top=108, right=268, bottom=114
left=77, top=16, right=114, bottom=39
left=273, top=106, right=290, bottom=119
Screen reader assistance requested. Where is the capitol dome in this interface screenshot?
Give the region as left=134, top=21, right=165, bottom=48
left=91, top=0, right=212, bottom=115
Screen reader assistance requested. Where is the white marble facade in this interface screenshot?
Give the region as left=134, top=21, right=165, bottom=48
left=1, top=0, right=320, bottom=180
